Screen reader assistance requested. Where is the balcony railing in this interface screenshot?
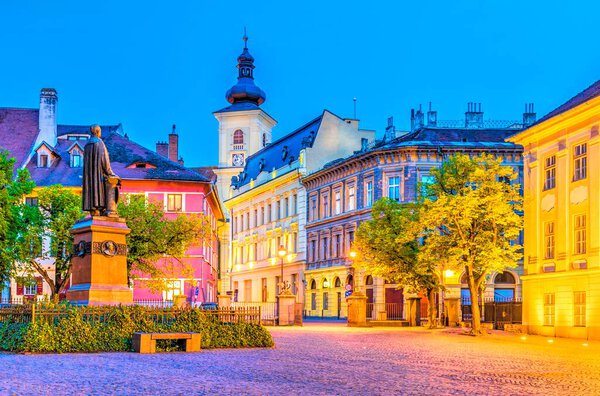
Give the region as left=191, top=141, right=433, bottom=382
left=231, top=144, right=246, bottom=151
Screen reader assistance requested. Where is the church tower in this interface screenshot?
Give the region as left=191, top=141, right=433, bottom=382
left=213, top=33, right=277, bottom=201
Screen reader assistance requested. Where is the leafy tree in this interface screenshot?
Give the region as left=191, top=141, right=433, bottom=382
left=117, top=196, right=214, bottom=294
left=0, top=151, right=35, bottom=286
left=12, top=185, right=83, bottom=298
left=420, top=153, right=522, bottom=335
left=354, top=198, right=439, bottom=327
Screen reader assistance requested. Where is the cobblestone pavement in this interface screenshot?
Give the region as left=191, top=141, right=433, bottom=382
left=2, top=323, right=600, bottom=395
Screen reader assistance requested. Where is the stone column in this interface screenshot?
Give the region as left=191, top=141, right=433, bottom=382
left=445, top=297, right=460, bottom=327
left=219, top=293, right=232, bottom=308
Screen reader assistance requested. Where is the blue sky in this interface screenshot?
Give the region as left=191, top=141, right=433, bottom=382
left=1, top=1, right=598, bottom=167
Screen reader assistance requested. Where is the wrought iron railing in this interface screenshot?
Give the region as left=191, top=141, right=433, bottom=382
left=385, top=303, right=403, bottom=320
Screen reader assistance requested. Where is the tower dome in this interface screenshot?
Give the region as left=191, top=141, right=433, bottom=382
left=225, top=34, right=266, bottom=106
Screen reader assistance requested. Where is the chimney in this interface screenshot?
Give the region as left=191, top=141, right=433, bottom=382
left=523, top=103, right=536, bottom=127
left=410, top=105, right=424, bottom=131
left=465, top=102, right=484, bottom=129
left=156, top=141, right=168, bottom=158
left=37, top=88, right=58, bottom=147
left=168, top=124, right=178, bottom=162
left=385, top=116, right=396, bottom=141
left=426, top=102, right=437, bottom=127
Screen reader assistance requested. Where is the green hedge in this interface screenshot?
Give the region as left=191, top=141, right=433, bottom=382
left=0, top=305, right=274, bottom=353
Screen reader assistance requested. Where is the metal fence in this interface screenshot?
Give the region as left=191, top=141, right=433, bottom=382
left=386, top=303, right=403, bottom=320
left=232, top=302, right=277, bottom=325
left=133, top=299, right=174, bottom=308
left=0, top=305, right=262, bottom=326
left=461, top=297, right=522, bottom=329
left=366, top=303, right=374, bottom=319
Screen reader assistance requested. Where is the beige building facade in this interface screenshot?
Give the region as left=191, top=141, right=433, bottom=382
left=509, top=80, right=600, bottom=339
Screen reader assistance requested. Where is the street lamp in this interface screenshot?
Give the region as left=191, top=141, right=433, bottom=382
left=277, top=245, right=287, bottom=325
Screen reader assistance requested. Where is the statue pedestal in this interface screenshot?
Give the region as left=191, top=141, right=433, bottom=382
left=66, top=216, right=133, bottom=305
left=218, top=294, right=231, bottom=308
left=277, top=292, right=296, bottom=326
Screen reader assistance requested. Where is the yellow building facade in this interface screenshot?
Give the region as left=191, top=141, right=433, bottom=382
left=510, top=81, right=600, bottom=339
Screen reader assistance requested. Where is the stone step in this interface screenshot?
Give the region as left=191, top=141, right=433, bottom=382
left=367, top=320, right=410, bottom=327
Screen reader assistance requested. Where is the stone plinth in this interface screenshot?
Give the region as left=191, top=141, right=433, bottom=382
left=66, top=216, right=132, bottom=305
left=278, top=293, right=296, bottom=326
left=347, top=293, right=368, bottom=327
left=218, top=294, right=231, bottom=307
left=406, top=297, right=421, bottom=327
left=445, top=297, right=461, bottom=327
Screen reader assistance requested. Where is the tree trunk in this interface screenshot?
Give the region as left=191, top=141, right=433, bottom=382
left=427, top=288, right=438, bottom=329
left=465, top=265, right=484, bottom=335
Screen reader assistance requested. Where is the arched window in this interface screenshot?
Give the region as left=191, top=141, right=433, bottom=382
left=494, top=272, right=515, bottom=284
left=334, top=277, right=341, bottom=288
left=310, top=279, right=316, bottom=290
left=233, top=130, right=244, bottom=145
left=346, top=274, right=353, bottom=289
left=365, top=275, right=373, bottom=285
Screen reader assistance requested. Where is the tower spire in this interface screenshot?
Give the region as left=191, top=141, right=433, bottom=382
left=243, top=27, right=248, bottom=49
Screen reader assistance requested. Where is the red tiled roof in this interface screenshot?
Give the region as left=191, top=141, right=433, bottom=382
left=536, top=79, right=600, bottom=125
left=0, top=108, right=39, bottom=168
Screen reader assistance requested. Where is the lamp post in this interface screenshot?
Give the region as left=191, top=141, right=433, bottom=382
left=277, top=245, right=287, bottom=325
left=348, top=250, right=362, bottom=295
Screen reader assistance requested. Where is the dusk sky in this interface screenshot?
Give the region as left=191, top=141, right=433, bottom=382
left=1, top=1, right=598, bottom=167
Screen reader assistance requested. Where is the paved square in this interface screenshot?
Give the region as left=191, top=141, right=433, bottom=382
left=1, top=323, right=599, bottom=395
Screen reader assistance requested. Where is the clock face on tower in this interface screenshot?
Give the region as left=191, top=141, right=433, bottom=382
left=232, top=153, right=245, bottom=167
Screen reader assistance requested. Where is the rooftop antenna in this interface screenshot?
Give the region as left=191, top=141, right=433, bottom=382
left=243, top=27, right=248, bottom=49
left=353, top=97, right=357, bottom=119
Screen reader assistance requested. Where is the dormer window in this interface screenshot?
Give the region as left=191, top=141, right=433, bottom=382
left=71, top=152, right=82, bottom=168
left=126, top=162, right=157, bottom=169
left=39, top=154, right=48, bottom=168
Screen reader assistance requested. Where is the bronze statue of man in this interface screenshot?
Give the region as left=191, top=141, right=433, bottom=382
left=82, top=125, right=121, bottom=217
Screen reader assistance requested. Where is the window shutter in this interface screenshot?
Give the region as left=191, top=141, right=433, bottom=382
left=16, top=282, right=24, bottom=296
left=36, top=277, right=43, bottom=295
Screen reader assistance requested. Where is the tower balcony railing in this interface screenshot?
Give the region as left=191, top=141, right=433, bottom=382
left=231, top=144, right=246, bottom=151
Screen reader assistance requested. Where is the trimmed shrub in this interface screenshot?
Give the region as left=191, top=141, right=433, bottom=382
left=0, top=305, right=274, bottom=353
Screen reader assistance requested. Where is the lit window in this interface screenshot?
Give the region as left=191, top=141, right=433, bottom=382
left=167, top=194, right=182, bottom=212
left=573, top=143, right=587, bottom=181
left=543, top=293, right=555, bottom=326
left=347, top=185, right=355, bottom=211
left=574, top=214, right=586, bottom=254
left=544, top=222, right=554, bottom=259
left=388, top=176, right=400, bottom=201
left=71, top=152, right=82, bottom=168
left=365, top=181, right=373, bottom=207
left=292, top=194, right=298, bottom=215
left=574, top=291, right=586, bottom=327
left=544, top=156, right=556, bottom=190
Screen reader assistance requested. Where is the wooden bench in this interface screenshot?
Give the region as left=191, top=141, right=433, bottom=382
left=132, top=332, right=201, bottom=354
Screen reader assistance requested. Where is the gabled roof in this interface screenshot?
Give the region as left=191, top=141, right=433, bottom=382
left=0, top=108, right=40, bottom=168
left=58, top=124, right=123, bottom=137
left=232, top=113, right=323, bottom=188
left=33, top=141, right=60, bottom=157
left=535, top=79, right=600, bottom=125
left=66, top=141, right=85, bottom=153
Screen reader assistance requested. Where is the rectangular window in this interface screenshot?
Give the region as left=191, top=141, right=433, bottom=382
left=574, top=291, right=586, bottom=327
left=322, top=195, right=329, bottom=218
left=388, top=176, right=400, bottom=201
left=323, top=292, right=329, bottom=310
left=261, top=206, right=265, bottom=225
left=284, top=197, right=289, bottom=218
left=311, top=293, right=317, bottom=310
left=254, top=209, right=258, bottom=227
left=366, top=181, right=373, bottom=207
left=71, top=153, right=82, bottom=168
left=310, top=240, right=316, bottom=262
left=334, top=191, right=341, bottom=215
left=38, top=154, right=48, bottom=168
left=276, top=200, right=281, bottom=220
left=574, top=214, right=586, bottom=254
left=167, top=194, right=182, bottom=212
left=292, top=194, right=298, bottom=215
left=334, top=234, right=341, bottom=258
left=24, top=282, right=37, bottom=296
left=322, top=237, right=328, bottom=260
left=544, top=156, right=556, bottom=190
left=348, top=186, right=356, bottom=211
left=573, top=143, right=587, bottom=181
left=261, top=278, right=268, bottom=303
left=267, top=204, right=272, bottom=223
left=544, top=222, right=555, bottom=259
left=544, top=293, right=555, bottom=326
left=310, top=197, right=317, bottom=221
left=25, top=197, right=38, bottom=207
left=253, top=243, right=258, bottom=261
left=292, top=232, right=298, bottom=253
